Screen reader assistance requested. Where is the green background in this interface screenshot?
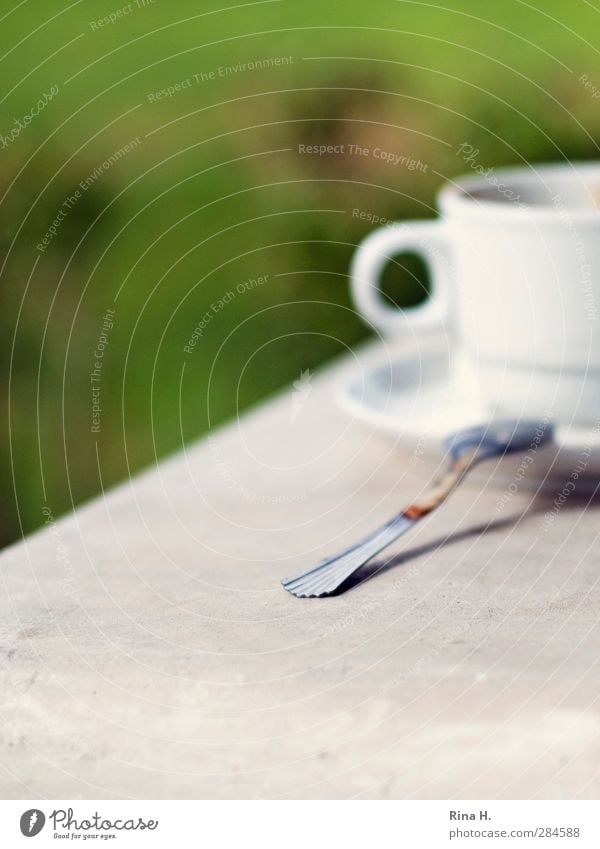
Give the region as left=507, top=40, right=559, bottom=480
left=2, top=0, right=599, bottom=547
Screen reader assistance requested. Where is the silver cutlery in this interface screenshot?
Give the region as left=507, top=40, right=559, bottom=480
left=282, top=419, right=553, bottom=598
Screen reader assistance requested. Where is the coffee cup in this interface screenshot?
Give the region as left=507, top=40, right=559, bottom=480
left=350, top=162, right=600, bottom=425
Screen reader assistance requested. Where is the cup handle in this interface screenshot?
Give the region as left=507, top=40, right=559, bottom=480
left=350, top=221, right=452, bottom=336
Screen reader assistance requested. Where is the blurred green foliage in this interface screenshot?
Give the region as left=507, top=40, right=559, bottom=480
left=1, top=0, right=599, bottom=546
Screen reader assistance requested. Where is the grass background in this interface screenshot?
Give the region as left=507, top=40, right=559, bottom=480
left=2, top=0, right=599, bottom=547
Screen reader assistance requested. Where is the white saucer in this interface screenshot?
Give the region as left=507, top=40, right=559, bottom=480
left=337, top=345, right=600, bottom=491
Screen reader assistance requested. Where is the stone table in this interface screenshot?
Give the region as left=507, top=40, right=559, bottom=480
left=1, top=343, right=599, bottom=799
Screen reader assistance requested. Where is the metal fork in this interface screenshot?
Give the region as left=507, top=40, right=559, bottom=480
left=281, top=419, right=553, bottom=598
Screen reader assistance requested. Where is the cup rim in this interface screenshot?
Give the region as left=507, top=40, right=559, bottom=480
left=439, top=161, right=600, bottom=220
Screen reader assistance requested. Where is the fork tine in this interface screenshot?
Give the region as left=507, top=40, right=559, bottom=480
left=282, top=514, right=412, bottom=597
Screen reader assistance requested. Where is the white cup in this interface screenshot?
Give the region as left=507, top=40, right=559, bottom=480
left=351, top=162, right=600, bottom=425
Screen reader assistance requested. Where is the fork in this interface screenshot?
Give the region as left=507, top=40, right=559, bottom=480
left=281, top=419, right=553, bottom=598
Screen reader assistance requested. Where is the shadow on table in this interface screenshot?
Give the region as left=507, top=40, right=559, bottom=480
left=334, top=488, right=600, bottom=595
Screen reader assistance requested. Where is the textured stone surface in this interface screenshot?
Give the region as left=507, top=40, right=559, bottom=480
left=1, top=343, right=599, bottom=799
